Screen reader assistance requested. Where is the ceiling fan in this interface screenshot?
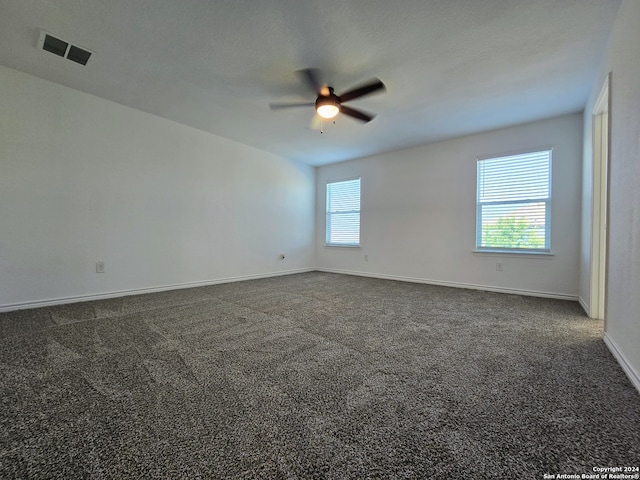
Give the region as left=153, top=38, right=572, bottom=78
left=269, top=68, right=386, bottom=124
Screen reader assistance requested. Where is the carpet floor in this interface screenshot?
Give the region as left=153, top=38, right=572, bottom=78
left=1, top=272, right=638, bottom=479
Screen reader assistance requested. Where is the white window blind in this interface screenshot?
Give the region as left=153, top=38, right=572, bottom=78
left=326, top=178, right=361, bottom=246
left=476, top=150, right=551, bottom=252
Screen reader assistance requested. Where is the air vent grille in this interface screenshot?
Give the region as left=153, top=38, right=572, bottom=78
left=42, top=35, right=68, bottom=57
left=38, top=30, right=93, bottom=66
left=66, top=45, right=92, bottom=65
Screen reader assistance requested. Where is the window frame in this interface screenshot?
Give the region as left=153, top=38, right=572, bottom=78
left=475, top=148, right=552, bottom=254
left=325, top=177, right=361, bottom=247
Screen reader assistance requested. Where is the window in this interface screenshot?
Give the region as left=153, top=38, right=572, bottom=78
left=476, top=149, right=551, bottom=252
left=326, top=178, right=361, bottom=246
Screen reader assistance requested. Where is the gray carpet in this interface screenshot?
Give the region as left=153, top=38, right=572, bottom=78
left=1, top=272, right=638, bottom=479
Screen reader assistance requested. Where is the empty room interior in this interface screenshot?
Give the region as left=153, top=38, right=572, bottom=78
left=1, top=1, right=639, bottom=478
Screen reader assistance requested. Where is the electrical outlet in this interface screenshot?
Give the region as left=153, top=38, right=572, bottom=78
left=96, top=261, right=105, bottom=273
left=279, top=253, right=285, bottom=260
left=364, top=254, right=369, bottom=261
left=496, top=262, right=503, bottom=271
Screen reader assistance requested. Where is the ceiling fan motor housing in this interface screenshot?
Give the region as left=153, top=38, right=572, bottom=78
left=315, top=87, right=341, bottom=118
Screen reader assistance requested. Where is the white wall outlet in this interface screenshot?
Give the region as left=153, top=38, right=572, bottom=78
left=279, top=253, right=285, bottom=260
left=496, top=262, right=503, bottom=271
left=96, top=261, right=105, bottom=273
left=364, top=254, right=369, bottom=261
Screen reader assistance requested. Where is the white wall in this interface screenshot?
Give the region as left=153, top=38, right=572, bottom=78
left=316, top=114, right=583, bottom=299
left=581, top=0, right=640, bottom=391
left=0, top=65, right=315, bottom=309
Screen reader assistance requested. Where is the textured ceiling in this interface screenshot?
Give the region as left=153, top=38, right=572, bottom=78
left=0, top=0, right=621, bottom=166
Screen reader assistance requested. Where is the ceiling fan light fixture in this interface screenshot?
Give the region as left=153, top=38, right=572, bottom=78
left=316, top=100, right=340, bottom=119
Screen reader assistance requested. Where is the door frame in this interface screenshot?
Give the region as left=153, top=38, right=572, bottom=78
left=590, top=73, right=610, bottom=323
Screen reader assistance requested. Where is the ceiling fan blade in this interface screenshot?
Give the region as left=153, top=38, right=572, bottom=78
left=297, top=68, right=323, bottom=94
left=340, top=105, right=375, bottom=123
left=338, top=78, right=385, bottom=103
left=269, top=102, right=315, bottom=110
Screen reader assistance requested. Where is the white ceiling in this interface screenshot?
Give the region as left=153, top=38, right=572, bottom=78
left=0, top=0, right=621, bottom=166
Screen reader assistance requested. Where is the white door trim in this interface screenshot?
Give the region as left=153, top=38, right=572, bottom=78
left=590, top=73, right=610, bottom=322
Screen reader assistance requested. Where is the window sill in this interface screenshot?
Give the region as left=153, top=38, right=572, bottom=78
left=473, top=249, right=554, bottom=258
left=325, top=244, right=361, bottom=248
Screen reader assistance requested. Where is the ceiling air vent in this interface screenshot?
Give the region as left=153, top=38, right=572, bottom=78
left=38, top=30, right=93, bottom=66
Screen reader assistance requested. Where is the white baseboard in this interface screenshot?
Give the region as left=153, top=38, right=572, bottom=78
left=604, top=333, right=640, bottom=395
left=0, top=267, right=582, bottom=311
left=0, top=268, right=315, bottom=313
left=316, top=268, right=579, bottom=301
left=578, top=296, right=590, bottom=316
